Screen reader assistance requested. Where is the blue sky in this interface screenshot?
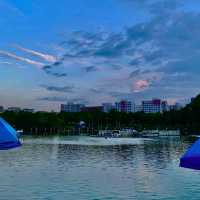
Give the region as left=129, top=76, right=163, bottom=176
left=0, top=0, right=200, bottom=111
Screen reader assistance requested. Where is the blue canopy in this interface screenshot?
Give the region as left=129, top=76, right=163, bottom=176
left=0, top=117, right=21, bottom=150
left=180, top=138, right=200, bottom=170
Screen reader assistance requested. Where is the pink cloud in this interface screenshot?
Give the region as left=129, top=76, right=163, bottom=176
left=133, top=79, right=150, bottom=92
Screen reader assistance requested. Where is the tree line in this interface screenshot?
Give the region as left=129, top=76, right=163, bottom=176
left=1, top=94, right=200, bottom=135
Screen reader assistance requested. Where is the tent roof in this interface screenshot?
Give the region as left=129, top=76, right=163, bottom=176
left=0, top=117, right=21, bottom=150
left=180, top=138, right=200, bottom=170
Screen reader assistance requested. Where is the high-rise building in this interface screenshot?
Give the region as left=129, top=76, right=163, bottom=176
left=115, top=100, right=135, bottom=113
left=142, top=99, right=163, bottom=113
left=102, top=103, right=113, bottom=113
left=61, top=103, right=85, bottom=112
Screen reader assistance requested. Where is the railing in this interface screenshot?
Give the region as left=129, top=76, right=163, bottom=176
left=22, top=127, right=99, bottom=135
left=21, top=128, right=181, bottom=137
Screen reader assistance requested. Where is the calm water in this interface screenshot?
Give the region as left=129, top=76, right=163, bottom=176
left=0, top=136, right=199, bottom=200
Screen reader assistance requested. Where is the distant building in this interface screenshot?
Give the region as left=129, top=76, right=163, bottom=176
left=7, top=107, right=21, bottom=112
left=61, top=103, right=85, bottom=112
left=161, top=101, right=169, bottom=112
left=115, top=100, right=135, bottom=113
left=22, top=108, right=34, bottom=113
left=102, top=103, right=113, bottom=113
left=81, top=106, right=103, bottom=112
left=0, top=106, right=4, bottom=113
left=142, top=99, right=163, bottom=113
left=169, top=103, right=182, bottom=111
left=135, top=105, right=143, bottom=112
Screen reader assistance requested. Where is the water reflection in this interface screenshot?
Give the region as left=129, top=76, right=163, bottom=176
left=0, top=136, right=198, bottom=200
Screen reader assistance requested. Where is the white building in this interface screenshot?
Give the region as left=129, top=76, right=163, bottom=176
left=115, top=100, right=135, bottom=113
left=142, top=99, right=163, bottom=113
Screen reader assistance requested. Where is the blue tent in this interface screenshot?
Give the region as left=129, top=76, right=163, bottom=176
left=0, top=117, right=21, bottom=150
left=180, top=138, right=200, bottom=170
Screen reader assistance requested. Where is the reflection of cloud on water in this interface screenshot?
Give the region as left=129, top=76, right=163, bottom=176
left=22, top=136, right=154, bottom=146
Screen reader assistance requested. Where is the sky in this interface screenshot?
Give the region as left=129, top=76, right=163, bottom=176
left=0, top=0, right=200, bottom=111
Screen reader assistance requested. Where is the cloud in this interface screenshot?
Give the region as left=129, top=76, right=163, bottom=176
left=69, top=98, right=89, bottom=105
left=133, top=79, right=150, bottom=92
left=26, top=1, right=200, bottom=106
left=0, top=61, right=12, bottom=65
left=38, top=96, right=67, bottom=102
left=41, top=85, right=74, bottom=93
left=0, top=51, right=44, bottom=68
left=44, top=70, right=67, bottom=77
left=119, top=0, right=182, bottom=15
left=47, top=72, right=67, bottom=77
left=84, top=66, right=98, bottom=72
left=0, top=46, right=66, bottom=78
left=90, top=88, right=104, bottom=94
left=38, top=96, right=89, bottom=104
left=129, top=69, right=141, bottom=78
left=15, top=45, right=57, bottom=62
left=42, top=65, right=67, bottom=77
left=94, top=33, right=129, bottom=58
left=110, top=64, right=123, bottom=70
left=0, top=48, right=68, bottom=78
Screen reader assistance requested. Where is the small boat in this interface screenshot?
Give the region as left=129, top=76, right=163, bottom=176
left=16, top=130, right=23, bottom=137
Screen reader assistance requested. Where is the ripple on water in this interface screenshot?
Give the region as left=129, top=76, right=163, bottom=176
left=0, top=136, right=198, bottom=200
left=22, top=136, right=154, bottom=146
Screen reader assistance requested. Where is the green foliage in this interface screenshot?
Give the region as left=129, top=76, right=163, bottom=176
left=0, top=110, right=176, bottom=130
left=1, top=94, right=200, bottom=135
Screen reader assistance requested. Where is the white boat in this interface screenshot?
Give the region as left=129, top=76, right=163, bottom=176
left=16, top=129, right=23, bottom=137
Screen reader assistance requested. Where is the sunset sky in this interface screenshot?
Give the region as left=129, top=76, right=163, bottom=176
left=0, top=0, right=200, bottom=111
